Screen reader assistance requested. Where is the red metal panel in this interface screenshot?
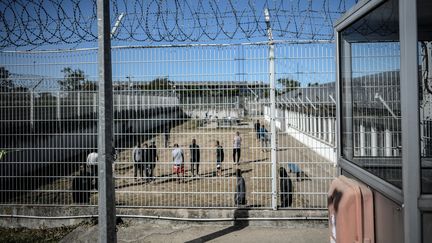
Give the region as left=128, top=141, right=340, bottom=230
left=328, top=176, right=374, bottom=243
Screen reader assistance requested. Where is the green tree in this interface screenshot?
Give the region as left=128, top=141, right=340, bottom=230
left=81, top=81, right=97, bottom=91
left=307, top=82, right=319, bottom=87
left=277, top=77, right=300, bottom=92
left=58, top=67, right=86, bottom=91
left=146, top=77, right=173, bottom=90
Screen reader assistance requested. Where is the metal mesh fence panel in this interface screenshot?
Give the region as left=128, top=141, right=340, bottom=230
left=0, top=42, right=336, bottom=210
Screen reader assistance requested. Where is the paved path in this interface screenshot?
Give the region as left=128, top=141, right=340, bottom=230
left=61, top=221, right=329, bottom=243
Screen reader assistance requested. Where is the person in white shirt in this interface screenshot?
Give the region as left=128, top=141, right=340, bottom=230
left=86, top=152, right=98, bottom=189
left=86, top=147, right=117, bottom=188
left=86, top=152, right=98, bottom=175
left=233, top=131, right=242, bottom=164
left=132, top=143, right=142, bottom=181
left=172, top=143, right=184, bottom=182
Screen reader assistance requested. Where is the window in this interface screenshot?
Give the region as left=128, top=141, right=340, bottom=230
left=340, top=0, right=402, bottom=188
left=418, top=0, right=432, bottom=194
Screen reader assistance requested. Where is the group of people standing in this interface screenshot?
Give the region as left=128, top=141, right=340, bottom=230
left=159, top=132, right=242, bottom=180
left=130, top=120, right=275, bottom=183
left=132, top=141, right=158, bottom=182
left=170, top=137, right=230, bottom=181
left=74, top=120, right=279, bottom=206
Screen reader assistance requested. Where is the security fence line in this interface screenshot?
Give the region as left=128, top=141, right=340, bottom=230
left=0, top=41, right=337, bottom=211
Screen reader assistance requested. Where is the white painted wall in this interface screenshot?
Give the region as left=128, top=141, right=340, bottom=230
left=286, top=126, right=337, bottom=163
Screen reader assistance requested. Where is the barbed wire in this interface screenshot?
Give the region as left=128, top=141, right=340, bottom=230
left=0, top=0, right=359, bottom=49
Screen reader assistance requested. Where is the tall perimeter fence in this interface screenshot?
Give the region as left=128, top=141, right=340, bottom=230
left=0, top=41, right=337, bottom=213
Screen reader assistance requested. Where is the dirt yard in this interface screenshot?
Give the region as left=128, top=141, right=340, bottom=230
left=11, top=119, right=335, bottom=209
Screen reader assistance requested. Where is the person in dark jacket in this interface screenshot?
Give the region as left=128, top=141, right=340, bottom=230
left=259, top=125, right=269, bottom=152
left=189, top=138, right=201, bottom=177
left=148, top=141, right=158, bottom=181
left=216, top=140, right=224, bottom=176
left=72, top=165, right=91, bottom=204
left=279, top=167, right=293, bottom=207
left=254, top=120, right=261, bottom=139
left=164, top=127, right=171, bottom=148
left=235, top=169, right=246, bottom=206
left=142, top=143, right=149, bottom=181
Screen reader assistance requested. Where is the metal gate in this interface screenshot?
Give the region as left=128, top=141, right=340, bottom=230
left=0, top=41, right=336, bottom=210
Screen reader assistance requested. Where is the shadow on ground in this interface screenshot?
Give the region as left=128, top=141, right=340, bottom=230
left=185, top=208, right=250, bottom=243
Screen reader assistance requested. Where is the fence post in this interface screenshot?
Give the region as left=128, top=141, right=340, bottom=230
left=77, top=91, right=80, bottom=117
left=30, top=91, right=34, bottom=129
left=56, top=91, right=61, bottom=120
left=97, top=0, right=116, bottom=242
left=265, top=8, right=278, bottom=210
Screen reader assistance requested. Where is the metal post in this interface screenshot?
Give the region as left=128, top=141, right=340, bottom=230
left=30, top=91, right=34, bottom=129
left=118, top=94, right=121, bottom=112
left=57, top=91, right=61, bottom=120
left=360, top=123, right=366, bottom=156
left=77, top=91, right=80, bottom=117
left=264, top=8, right=277, bottom=210
left=97, top=0, right=116, bottom=242
left=384, top=129, right=392, bottom=157
left=371, top=126, right=378, bottom=157
left=311, top=115, right=316, bottom=137
left=399, top=0, right=420, bottom=241
left=341, top=39, right=353, bottom=160
left=93, top=93, right=97, bottom=113
left=328, top=118, right=333, bottom=145
left=127, top=92, right=131, bottom=110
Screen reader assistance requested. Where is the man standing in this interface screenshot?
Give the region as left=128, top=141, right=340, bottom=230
left=86, top=152, right=98, bottom=189
left=279, top=167, right=293, bottom=207
left=189, top=138, right=201, bottom=177
left=172, top=144, right=185, bottom=183
left=216, top=140, right=224, bottom=177
left=0, top=150, right=6, bottom=160
left=164, top=127, right=171, bottom=148
left=72, top=165, right=91, bottom=204
left=259, top=124, right=269, bottom=152
left=148, top=141, right=158, bottom=181
left=132, top=143, right=142, bottom=181
left=254, top=120, right=261, bottom=139
left=142, top=143, right=150, bottom=182
left=234, top=169, right=246, bottom=206
left=233, top=131, right=242, bottom=164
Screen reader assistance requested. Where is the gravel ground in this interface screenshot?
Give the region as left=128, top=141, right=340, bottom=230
left=0, top=224, right=79, bottom=243
left=10, top=119, right=335, bottom=209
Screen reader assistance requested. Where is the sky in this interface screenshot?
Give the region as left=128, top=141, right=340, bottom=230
left=0, top=0, right=358, bottom=49
left=0, top=0, right=361, bottom=91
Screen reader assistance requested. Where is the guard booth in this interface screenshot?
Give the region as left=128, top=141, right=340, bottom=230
left=334, top=0, right=432, bottom=242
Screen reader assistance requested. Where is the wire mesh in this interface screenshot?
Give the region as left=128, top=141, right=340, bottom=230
left=0, top=42, right=336, bottom=210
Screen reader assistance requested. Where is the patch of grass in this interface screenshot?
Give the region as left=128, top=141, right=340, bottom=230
left=0, top=224, right=79, bottom=243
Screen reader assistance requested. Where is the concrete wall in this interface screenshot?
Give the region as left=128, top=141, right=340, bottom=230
left=0, top=106, right=188, bottom=196
left=0, top=206, right=328, bottom=228
left=263, top=105, right=336, bottom=163
left=186, top=109, right=241, bottom=120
